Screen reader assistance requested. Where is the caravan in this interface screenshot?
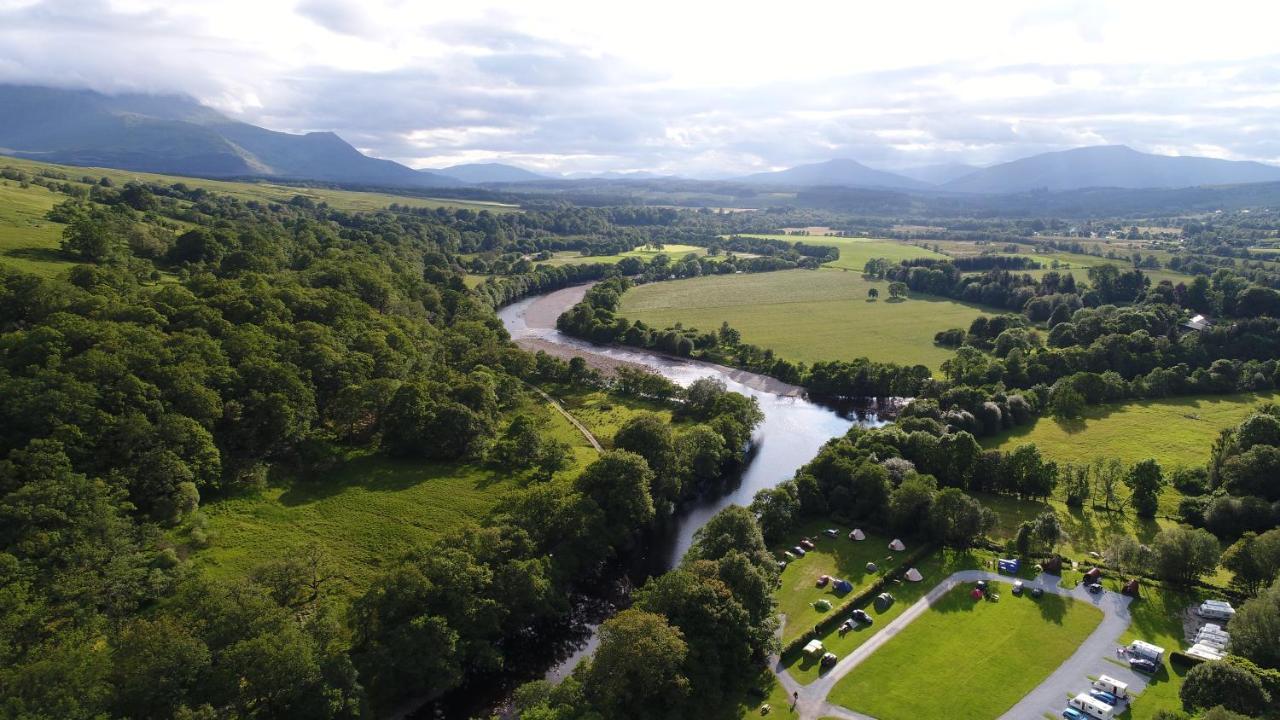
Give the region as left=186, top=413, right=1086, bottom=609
left=1092, top=675, right=1129, bottom=700
left=1198, top=600, right=1236, bottom=621
left=1069, top=693, right=1115, bottom=720
left=1127, top=640, right=1166, bottom=663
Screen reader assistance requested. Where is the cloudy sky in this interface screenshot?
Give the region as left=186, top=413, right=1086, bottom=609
left=2, top=0, right=1279, bottom=176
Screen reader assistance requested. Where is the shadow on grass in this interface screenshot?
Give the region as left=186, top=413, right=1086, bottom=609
left=277, top=454, right=508, bottom=506
left=4, top=247, right=70, bottom=263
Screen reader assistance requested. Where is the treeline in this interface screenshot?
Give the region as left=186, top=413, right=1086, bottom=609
left=512, top=506, right=779, bottom=720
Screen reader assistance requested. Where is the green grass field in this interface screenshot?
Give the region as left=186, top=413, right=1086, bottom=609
left=734, top=234, right=948, bottom=271
left=185, top=395, right=594, bottom=597
left=537, top=243, right=713, bottom=268
left=780, top=548, right=1006, bottom=684
left=827, top=581, right=1103, bottom=720
left=984, top=393, right=1279, bottom=469
left=0, top=180, right=76, bottom=276
left=618, top=268, right=988, bottom=371
left=772, top=521, right=893, bottom=643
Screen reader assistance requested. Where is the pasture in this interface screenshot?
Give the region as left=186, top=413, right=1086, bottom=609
left=0, top=179, right=76, bottom=276
left=537, top=243, right=714, bottom=267
left=732, top=233, right=948, bottom=270
left=617, top=268, right=988, bottom=371
left=827, top=581, right=1102, bottom=720
left=984, top=392, right=1279, bottom=468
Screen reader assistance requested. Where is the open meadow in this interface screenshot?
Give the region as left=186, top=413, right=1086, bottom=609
left=827, top=581, right=1103, bottom=720
left=618, top=268, right=988, bottom=370
left=184, top=395, right=596, bottom=597
left=536, top=242, right=718, bottom=267
left=984, top=392, right=1279, bottom=468
left=733, top=233, right=948, bottom=270
left=0, top=179, right=75, bottom=276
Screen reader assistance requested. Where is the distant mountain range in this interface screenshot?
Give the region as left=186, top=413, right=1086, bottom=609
left=0, top=85, right=459, bottom=188
left=427, top=162, right=548, bottom=183
left=940, top=145, right=1280, bottom=193
left=4, top=85, right=1280, bottom=195
left=734, top=158, right=927, bottom=190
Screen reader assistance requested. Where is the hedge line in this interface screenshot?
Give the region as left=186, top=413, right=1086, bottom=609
left=779, top=544, right=938, bottom=656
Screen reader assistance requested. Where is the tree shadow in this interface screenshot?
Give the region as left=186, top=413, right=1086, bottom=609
left=1052, top=416, right=1088, bottom=434
left=1033, top=589, right=1069, bottom=624
left=4, top=247, right=69, bottom=263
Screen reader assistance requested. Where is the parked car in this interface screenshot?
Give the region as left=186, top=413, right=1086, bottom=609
left=820, top=652, right=838, bottom=669
left=1031, top=587, right=1044, bottom=599
left=1129, top=657, right=1158, bottom=673
left=824, top=528, right=839, bottom=538
left=1087, top=582, right=1103, bottom=594
left=850, top=609, right=872, bottom=624
left=800, top=539, right=816, bottom=550
left=792, top=546, right=806, bottom=557
left=1090, top=690, right=1119, bottom=706
left=1012, top=581, right=1024, bottom=595
left=1062, top=708, right=1087, bottom=720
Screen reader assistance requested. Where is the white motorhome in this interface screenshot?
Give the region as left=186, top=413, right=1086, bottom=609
left=1093, top=675, right=1129, bottom=699
left=1198, top=600, right=1236, bottom=621
left=1128, top=640, right=1166, bottom=662
left=1070, top=692, right=1115, bottom=720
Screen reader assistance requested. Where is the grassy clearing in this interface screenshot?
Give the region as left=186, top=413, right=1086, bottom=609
left=827, top=581, right=1103, bottom=720
left=185, top=395, right=594, bottom=597
left=0, top=180, right=77, bottom=276
left=547, top=387, right=679, bottom=447
left=772, top=520, right=893, bottom=643
left=984, top=393, right=1278, bottom=469
left=779, top=548, right=1015, bottom=684
left=1, top=155, right=516, bottom=214
left=735, top=233, right=948, bottom=271
left=618, top=268, right=988, bottom=371
left=537, top=243, right=713, bottom=268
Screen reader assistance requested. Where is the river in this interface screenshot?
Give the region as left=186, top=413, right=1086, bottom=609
left=496, top=284, right=891, bottom=683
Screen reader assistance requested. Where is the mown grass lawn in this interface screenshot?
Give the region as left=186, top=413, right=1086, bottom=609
left=780, top=548, right=1018, bottom=684
left=983, top=393, right=1279, bottom=470
left=772, top=521, right=894, bottom=643
left=827, top=581, right=1103, bottom=720
left=185, top=395, right=595, bottom=597
left=734, top=234, right=947, bottom=271
left=617, top=268, right=989, bottom=372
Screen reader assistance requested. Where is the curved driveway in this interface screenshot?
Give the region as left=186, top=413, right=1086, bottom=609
left=774, top=570, right=1147, bottom=720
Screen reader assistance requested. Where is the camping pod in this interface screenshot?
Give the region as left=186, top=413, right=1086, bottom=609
left=1122, top=578, right=1140, bottom=597
left=1084, top=567, right=1103, bottom=581
left=1042, top=556, right=1063, bottom=574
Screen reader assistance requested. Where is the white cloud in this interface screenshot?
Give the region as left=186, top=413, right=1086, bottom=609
left=2, top=0, right=1280, bottom=174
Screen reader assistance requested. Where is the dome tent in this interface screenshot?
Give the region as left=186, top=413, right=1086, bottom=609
left=905, top=567, right=923, bottom=582
left=889, top=539, right=906, bottom=551
left=849, top=529, right=866, bottom=541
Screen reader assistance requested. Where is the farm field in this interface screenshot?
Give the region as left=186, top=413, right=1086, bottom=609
left=984, top=392, right=1279, bottom=469
left=537, top=243, right=714, bottom=267
left=772, top=521, right=893, bottom=643
left=826, top=581, right=1103, bottom=720
left=733, top=233, right=948, bottom=270
left=184, top=395, right=594, bottom=597
left=617, top=268, right=988, bottom=371
left=0, top=179, right=76, bottom=276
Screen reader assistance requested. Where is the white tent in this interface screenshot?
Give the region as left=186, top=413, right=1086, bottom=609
left=905, top=567, right=923, bottom=582
left=803, top=639, right=824, bottom=657
left=849, top=529, right=866, bottom=541
left=889, top=539, right=906, bottom=551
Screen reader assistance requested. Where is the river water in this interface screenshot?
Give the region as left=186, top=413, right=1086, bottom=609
left=496, top=285, right=891, bottom=683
